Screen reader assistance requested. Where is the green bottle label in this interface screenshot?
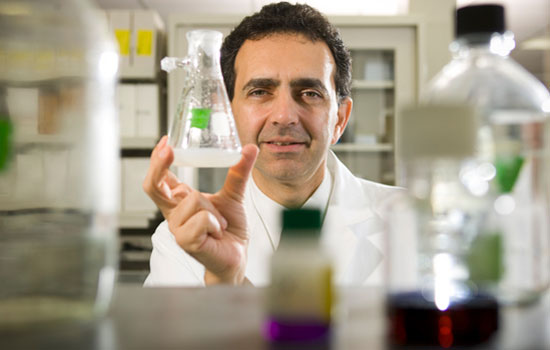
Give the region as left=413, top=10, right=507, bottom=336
left=495, top=155, right=524, bottom=193
left=0, top=118, right=13, bottom=172
left=190, top=108, right=211, bottom=129
left=467, top=232, right=503, bottom=283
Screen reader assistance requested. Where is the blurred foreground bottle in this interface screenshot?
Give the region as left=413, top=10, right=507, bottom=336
left=0, top=0, right=119, bottom=326
left=425, top=4, right=550, bottom=304
left=264, top=208, right=333, bottom=350
left=386, top=105, right=500, bottom=349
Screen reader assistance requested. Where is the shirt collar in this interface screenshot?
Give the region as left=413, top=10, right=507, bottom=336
left=248, top=168, right=333, bottom=248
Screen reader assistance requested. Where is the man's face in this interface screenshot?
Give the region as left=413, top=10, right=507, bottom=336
left=231, top=33, right=351, bottom=185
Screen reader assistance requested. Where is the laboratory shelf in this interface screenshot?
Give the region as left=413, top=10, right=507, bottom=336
left=119, top=211, right=158, bottom=229
left=121, top=137, right=158, bottom=149
left=14, top=134, right=74, bottom=146
left=351, top=80, right=394, bottom=89
left=331, top=142, right=393, bottom=152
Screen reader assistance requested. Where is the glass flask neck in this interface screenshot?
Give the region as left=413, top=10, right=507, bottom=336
left=450, top=31, right=516, bottom=59
left=186, top=30, right=223, bottom=71
left=187, top=30, right=222, bottom=55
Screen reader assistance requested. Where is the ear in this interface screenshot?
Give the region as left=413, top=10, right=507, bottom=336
left=331, top=96, right=352, bottom=145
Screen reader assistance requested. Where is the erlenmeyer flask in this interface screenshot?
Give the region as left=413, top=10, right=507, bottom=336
left=162, top=30, right=241, bottom=168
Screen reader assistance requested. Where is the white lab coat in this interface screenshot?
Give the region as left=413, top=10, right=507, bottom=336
left=144, top=151, right=402, bottom=287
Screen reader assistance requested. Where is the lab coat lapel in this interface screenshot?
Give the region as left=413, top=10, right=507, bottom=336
left=323, top=152, right=386, bottom=285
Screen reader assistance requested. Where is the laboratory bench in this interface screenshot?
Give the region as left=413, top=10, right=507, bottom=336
left=1, top=284, right=549, bottom=350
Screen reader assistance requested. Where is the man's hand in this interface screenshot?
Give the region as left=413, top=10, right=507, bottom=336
left=143, top=136, right=191, bottom=220
left=143, top=136, right=259, bottom=285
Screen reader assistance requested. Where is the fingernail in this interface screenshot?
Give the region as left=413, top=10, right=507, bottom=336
left=221, top=217, right=228, bottom=229
left=159, top=148, right=168, bottom=158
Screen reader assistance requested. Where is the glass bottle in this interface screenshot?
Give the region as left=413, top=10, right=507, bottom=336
left=425, top=4, right=550, bottom=304
left=264, top=208, right=333, bottom=349
left=0, top=0, right=119, bottom=326
left=386, top=105, right=500, bottom=348
left=162, top=30, right=241, bottom=168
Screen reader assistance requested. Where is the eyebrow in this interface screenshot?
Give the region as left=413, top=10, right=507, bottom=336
left=290, top=78, right=328, bottom=95
left=242, top=78, right=280, bottom=92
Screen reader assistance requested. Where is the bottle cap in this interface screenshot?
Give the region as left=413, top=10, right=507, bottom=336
left=397, top=104, right=477, bottom=160
left=456, top=4, right=505, bottom=38
left=282, top=208, right=322, bottom=232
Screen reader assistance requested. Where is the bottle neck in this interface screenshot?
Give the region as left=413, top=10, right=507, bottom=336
left=450, top=31, right=515, bottom=58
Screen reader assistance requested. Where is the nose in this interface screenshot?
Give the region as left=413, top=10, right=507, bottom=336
left=269, top=91, right=299, bottom=126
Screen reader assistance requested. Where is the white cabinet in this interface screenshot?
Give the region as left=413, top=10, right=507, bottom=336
left=166, top=1, right=453, bottom=190
left=117, top=84, right=136, bottom=138
left=117, top=83, right=160, bottom=147
left=135, top=84, right=160, bottom=139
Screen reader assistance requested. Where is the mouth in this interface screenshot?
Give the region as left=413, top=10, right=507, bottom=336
left=261, top=140, right=307, bottom=152
left=265, top=141, right=304, bottom=146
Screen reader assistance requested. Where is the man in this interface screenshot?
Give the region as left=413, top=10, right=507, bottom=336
left=143, top=2, right=399, bottom=287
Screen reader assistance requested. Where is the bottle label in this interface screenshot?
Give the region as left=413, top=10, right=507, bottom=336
left=467, top=232, right=503, bottom=283
left=190, top=108, right=211, bottom=129
left=269, top=262, right=332, bottom=322
left=495, top=155, right=524, bottom=193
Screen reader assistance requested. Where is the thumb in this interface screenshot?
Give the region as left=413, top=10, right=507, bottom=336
left=220, top=144, right=259, bottom=202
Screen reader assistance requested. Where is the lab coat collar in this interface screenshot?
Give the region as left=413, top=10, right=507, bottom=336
left=324, top=151, right=385, bottom=233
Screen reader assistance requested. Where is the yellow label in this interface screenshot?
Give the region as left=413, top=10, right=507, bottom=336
left=115, top=29, right=131, bottom=56
left=269, top=262, right=333, bottom=322
left=35, top=50, right=55, bottom=72
left=136, top=30, right=153, bottom=56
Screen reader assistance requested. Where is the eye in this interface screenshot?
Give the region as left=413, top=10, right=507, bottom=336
left=302, top=90, right=322, bottom=99
left=249, top=89, right=269, bottom=97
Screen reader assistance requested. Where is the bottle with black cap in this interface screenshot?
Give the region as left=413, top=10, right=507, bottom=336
left=263, top=207, right=333, bottom=349
left=425, top=3, right=550, bottom=305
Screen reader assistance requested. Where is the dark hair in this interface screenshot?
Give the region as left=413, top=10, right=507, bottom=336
left=220, top=2, right=351, bottom=103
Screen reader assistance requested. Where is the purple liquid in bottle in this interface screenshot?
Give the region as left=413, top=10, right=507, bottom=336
left=264, top=317, right=331, bottom=350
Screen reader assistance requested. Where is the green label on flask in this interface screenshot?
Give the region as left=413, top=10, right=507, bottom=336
left=495, top=155, right=524, bottom=193
left=0, top=118, right=13, bottom=172
left=190, top=108, right=211, bottom=129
